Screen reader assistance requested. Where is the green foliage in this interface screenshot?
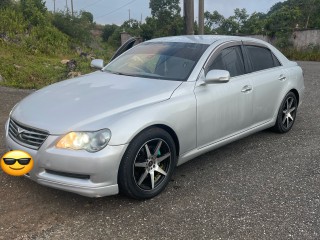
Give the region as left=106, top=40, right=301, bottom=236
left=0, top=40, right=113, bottom=89
left=81, top=11, right=94, bottom=24
left=108, top=27, right=122, bottom=47
left=204, top=0, right=320, bottom=35
left=0, top=0, right=12, bottom=9
left=140, top=17, right=157, bottom=40
left=52, top=11, right=92, bottom=45
left=242, top=12, right=266, bottom=35
left=204, top=10, right=225, bottom=33
left=234, top=8, right=249, bottom=28
left=0, top=1, right=101, bottom=89
left=147, top=0, right=183, bottom=37
left=122, top=19, right=142, bottom=36
left=20, top=0, right=47, bottom=26
left=265, top=5, right=302, bottom=35
left=274, top=31, right=293, bottom=49
left=150, top=0, right=180, bottom=20
left=0, top=8, right=26, bottom=39
left=23, top=25, right=70, bottom=55
left=0, top=42, right=68, bottom=89
left=102, top=24, right=119, bottom=42
left=282, top=45, right=320, bottom=61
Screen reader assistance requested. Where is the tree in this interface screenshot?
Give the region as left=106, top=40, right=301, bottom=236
left=147, top=0, right=182, bottom=37
left=140, top=17, right=157, bottom=40
left=204, top=10, right=225, bottom=33
left=81, top=11, right=93, bottom=24
left=150, top=0, right=181, bottom=20
left=234, top=8, right=249, bottom=31
left=52, top=11, right=92, bottom=44
left=266, top=5, right=302, bottom=34
left=102, top=24, right=118, bottom=42
left=20, top=0, right=47, bottom=26
left=121, top=19, right=141, bottom=37
left=242, top=12, right=266, bottom=34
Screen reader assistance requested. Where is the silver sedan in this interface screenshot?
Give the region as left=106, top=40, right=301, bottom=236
left=5, top=36, right=305, bottom=199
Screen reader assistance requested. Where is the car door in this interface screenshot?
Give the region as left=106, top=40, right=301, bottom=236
left=242, top=42, right=286, bottom=125
left=109, top=37, right=139, bottom=62
left=194, top=42, right=254, bottom=148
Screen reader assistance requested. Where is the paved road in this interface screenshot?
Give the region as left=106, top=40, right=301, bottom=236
left=0, top=62, right=319, bottom=240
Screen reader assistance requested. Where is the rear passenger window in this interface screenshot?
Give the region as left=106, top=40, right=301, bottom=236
left=245, top=46, right=276, bottom=72
left=272, top=54, right=282, bottom=67
left=208, top=46, right=245, bottom=77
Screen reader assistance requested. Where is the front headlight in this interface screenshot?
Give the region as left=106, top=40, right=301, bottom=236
left=56, top=129, right=111, bottom=152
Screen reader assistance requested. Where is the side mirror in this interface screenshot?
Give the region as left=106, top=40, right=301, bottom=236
left=205, top=70, right=230, bottom=84
left=90, top=59, right=104, bottom=69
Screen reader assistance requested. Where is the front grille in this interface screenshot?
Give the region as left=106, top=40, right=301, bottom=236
left=8, top=118, right=49, bottom=150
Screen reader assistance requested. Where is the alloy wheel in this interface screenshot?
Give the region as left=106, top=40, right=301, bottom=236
left=281, top=96, right=297, bottom=130
left=133, top=138, right=172, bottom=190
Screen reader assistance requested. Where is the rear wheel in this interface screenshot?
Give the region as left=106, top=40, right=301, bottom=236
left=272, top=92, right=298, bottom=133
left=118, top=128, right=177, bottom=199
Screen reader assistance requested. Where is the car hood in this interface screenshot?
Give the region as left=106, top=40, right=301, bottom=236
left=11, top=71, right=182, bottom=134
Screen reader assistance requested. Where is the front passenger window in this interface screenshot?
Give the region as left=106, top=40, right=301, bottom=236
left=208, top=46, right=245, bottom=77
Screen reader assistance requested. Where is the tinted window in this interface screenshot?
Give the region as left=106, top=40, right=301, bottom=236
left=272, top=53, right=282, bottom=67
left=246, top=46, right=275, bottom=72
left=104, top=42, right=209, bottom=81
left=208, top=46, right=245, bottom=77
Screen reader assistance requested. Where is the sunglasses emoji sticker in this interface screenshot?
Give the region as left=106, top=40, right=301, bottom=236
left=1, top=150, right=34, bottom=176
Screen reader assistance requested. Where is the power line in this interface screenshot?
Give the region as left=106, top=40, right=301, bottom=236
left=80, top=0, right=104, bottom=10
left=95, top=0, right=137, bottom=20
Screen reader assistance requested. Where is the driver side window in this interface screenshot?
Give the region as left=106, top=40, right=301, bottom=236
left=208, top=46, right=245, bottom=78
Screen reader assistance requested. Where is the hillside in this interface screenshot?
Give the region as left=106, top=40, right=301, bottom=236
left=0, top=0, right=114, bottom=89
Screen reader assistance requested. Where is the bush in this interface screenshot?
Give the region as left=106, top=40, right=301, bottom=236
left=20, top=0, right=47, bottom=26
left=282, top=45, right=320, bottom=61
left=52, top=12, right=92, bottom=45
left=23, top=25, right=70, bottom=55
left=102, top=24, right=119, bottom=42
left=0, top=8, right=26, bottom=39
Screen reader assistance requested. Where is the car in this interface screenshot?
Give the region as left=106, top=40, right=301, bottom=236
left=5, top=35, right=305, bottom=199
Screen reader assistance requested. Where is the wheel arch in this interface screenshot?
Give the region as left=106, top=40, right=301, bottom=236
left=133, top=124, right=180, bottom=157
left=289, top=88, right=300, bottom=105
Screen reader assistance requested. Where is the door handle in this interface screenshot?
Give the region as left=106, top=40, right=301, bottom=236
left=278, top=75, right=286, bottom=81
left=241, top=85, right=252, bottom=93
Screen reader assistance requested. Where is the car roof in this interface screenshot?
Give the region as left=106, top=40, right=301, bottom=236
left=147, top=35, right=267, bottom=45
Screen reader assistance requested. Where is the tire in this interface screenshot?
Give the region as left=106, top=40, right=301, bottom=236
left=271, top=92, right=298, bottom=133
left=118, top=127, right=177, bottom=199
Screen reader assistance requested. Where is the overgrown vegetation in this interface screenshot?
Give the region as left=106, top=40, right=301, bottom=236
left=0, top=0, right=114, bottom=89
left=283, top=45, right=320, bottom=61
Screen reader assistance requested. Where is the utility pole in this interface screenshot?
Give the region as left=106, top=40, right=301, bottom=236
left=53, top=0, right=56, bottom=13
left=128, top=9, right=131, bottom=21
left=184, top=0, right=194, bottom=35
left=70, top=0, right=74, bottom=16
left=65, top=0, right=68, bottom=13
left=199, top=0, right=204, bottom=34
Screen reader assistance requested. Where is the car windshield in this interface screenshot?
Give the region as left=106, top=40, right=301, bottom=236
left=104, top=42, right=209, bottom=81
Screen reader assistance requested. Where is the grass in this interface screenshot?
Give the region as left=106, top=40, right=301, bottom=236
left=0, top=41, right=115, bottom=89
left=282, top=47, right=320, bottom=62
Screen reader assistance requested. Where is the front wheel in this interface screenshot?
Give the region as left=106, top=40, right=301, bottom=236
left=118, top=128, right=177, bottom=199
left=272, top=92, right=298, bottom=133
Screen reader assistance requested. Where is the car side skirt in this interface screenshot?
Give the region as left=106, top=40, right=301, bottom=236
left=177, top=119, right=275, bottom=166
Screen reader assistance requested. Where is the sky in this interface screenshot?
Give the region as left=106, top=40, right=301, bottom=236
left=46, top=0, right=284, bottom=25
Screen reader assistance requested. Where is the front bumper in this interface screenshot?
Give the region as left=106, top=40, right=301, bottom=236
left=5, top=120, right=128, bottom=197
